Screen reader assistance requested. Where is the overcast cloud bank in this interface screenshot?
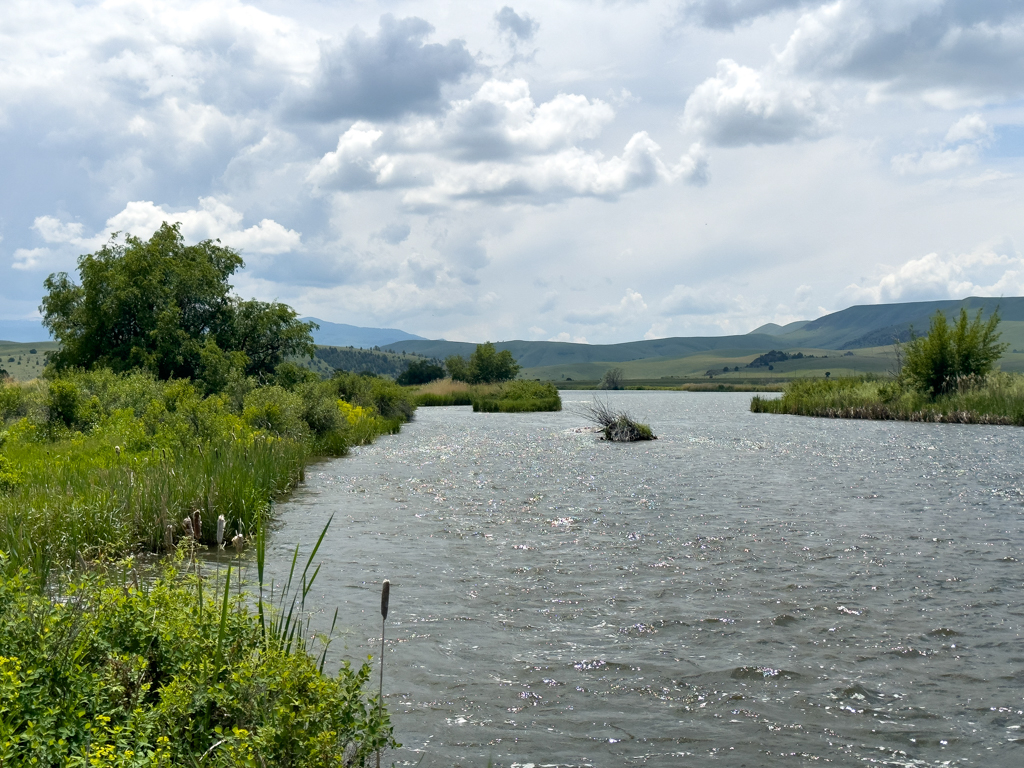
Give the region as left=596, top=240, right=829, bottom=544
left=2, top=0, right=1024, bottom=343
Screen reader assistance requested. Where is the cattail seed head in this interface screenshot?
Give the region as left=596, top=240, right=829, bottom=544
left=165, top=524, right=174, bottom=550
left=182, top=517, right=194, bottom=538
left=216, top=515, right=225, bottom=548
left=232, top=533, right=244, bottom=553
left=380, top=579, right=390, bottom=620
left=192, top=511, right=202, bottom=541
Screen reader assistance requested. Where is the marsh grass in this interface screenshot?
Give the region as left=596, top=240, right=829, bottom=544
left=410, top=378, right=481, bottom=406
left=0, top=368, right=415, bottom=579
left=751, top=372, right=1024, bottom=425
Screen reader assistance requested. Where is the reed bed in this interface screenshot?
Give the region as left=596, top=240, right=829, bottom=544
left=751, top=373, right=1024, bottom=425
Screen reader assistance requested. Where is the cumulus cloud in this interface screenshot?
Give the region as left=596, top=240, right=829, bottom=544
left=681, top=59, right=831, bottom=146
left=495, top=7, right=539, bottom=42
left=678, top=0, right=813, bottom=30
left=548, top=331, right=589, bottom=343
left=563, top=288, right=648, bottom=325
left=29, top=199, right=301, bottom=261
left=11, top=248, right=51, bottom=271
left=777, top=1, right=1024, bottom=102
left=309, top=79, right=705, bottom=204
left=891, top=113, right=993, bottom=175
left=300, top=15, right=476, bottom=121
left=846, top=241, right=1024, bottom=304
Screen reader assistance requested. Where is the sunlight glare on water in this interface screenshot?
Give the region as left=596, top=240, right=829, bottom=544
left=264, top=391, right=1024, bottom=767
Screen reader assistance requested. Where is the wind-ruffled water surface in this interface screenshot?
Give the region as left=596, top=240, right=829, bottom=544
left=263, top=391, right=1024, bottom=767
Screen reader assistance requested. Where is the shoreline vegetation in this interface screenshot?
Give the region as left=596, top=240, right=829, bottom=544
left=0, top=223, right=406, bottom=765
left=751, top=372, right=1024, bottom=425
left=751, top=308, right=1022, bottom=426
left=411, top=378, right=562, bottom=412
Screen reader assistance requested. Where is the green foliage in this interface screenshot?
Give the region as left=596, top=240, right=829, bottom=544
left=0, top=556, right=394, bottom=766
left=41, top=223, right=316, bottom=387
left=751, top=372, right=1024, bottom=425
left=446, top=343, right=521, bottom=384
left=314, top=346, right=422, bottom=378
left=902, top=308, right=1008, bottom=396
left=0, top=367, right=417, bottom=578
left=396, top=359, right=446, bottom=386
left=471, top=380, right=562, bottom=413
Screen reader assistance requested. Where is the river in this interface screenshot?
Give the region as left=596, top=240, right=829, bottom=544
left=263, top=391, right=1024, bottom=767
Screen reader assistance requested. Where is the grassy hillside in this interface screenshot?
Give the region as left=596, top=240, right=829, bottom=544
left=0, top=341, right=59, bottom=381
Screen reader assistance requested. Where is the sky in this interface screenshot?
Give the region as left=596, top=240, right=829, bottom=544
left=3, top=0, right=1024, bottom=344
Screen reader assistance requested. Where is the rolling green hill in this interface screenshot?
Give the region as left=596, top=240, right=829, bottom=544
left=382, top=297, right=1024, bottom=382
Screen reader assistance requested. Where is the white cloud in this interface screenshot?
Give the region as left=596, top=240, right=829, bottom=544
left=563, top=288, right=648, bottom=325
left=681, top=59, right=831, bottom=146
left=660, top=284, right=735, bottom=315
left=846, top=241, right=1024, bottom=304
left=33, top=198, right=301, bottom=255
left=11, top=248, right=51, bottom=271
left=309, top=79, right=703, bottom=205
left=548, top=331, right=589, bottom=343
left=891, top=113, right=993, bottom=175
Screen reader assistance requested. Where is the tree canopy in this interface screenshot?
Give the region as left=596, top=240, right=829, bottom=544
left=902, top=307, right=1008, bottom=396
left=41, top=223, right=316, bottom=386
left=445, top=342, right=521, bottom=384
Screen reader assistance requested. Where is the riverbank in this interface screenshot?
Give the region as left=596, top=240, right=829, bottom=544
left=0, top=368, right=414, bottom=579
left=555, top=378, right=785, bottom=391
left=751, top=373, right=1024, bottom=424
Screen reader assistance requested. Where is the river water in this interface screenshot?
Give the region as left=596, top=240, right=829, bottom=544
left=264, top=391, right=1024, bottom=767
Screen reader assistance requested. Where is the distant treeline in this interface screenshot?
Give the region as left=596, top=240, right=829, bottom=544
left=314, top=345, right=437, bottom=377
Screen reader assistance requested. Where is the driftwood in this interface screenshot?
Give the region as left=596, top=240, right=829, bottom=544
left=580, top=399, right=656, bottom=441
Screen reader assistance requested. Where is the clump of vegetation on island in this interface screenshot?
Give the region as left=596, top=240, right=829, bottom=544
left=0, top=223, right=403, bottom=763
left=751, top=308, right=1023, bottom=424
left=581, top=399, right=656, bottom=441
left=409, top=343, right=562, bottom=412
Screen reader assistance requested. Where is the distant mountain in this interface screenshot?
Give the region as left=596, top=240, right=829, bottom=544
left=382, top=296, right=1023, bottom=368
left=749, top=320, right=809, bottom=336
left=302, top=318, right=425, bottom=348
left=0, top=319, right=49, bottom=343
left=777, top=296, right=1024, bottom=350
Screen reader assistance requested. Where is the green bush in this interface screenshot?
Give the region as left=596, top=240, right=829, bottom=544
left=902, top=308, right=1007, bottom=396
left=0, top=556, right=394, bottom=766
left=472, top=380, right=561, bottom=413
left=243, top=386, right=309, bottom=440
left=446, top=343, right=521, bottom=384
left=396, top=359, right=445, bottom=386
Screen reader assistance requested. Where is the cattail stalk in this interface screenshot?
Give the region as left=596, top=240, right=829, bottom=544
left=377, top=579, right=390, bottom=768
left=216, top=515, right=225, bottom=549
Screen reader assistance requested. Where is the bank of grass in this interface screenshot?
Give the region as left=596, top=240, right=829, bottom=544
left=411, top=378, right=562, bottom=412
left=750, top=372, right=1024, bottom=425
left=0, top=531, right=395, bottom=766
left=0, top=368, right=414, bottom=579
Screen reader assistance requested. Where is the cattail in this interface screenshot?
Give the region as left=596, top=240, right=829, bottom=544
left=183, top=516, right=194, bottom=538
left=377, top=579, right=390, bottom=768
left=216, top=515, right=225, bottom=549
left=165, top=524, right=174, bottom=550
left=192, top=511, right=202, bottom=542
left=232, top=533, right=244, bottom=553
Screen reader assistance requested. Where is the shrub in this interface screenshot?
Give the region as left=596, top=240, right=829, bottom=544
left=397, top=359, right=446, bottom=386
left=902, top=308, right=1007, bottom=396
left=446, top=343, right=520, bottom=384
left=472, top=380, right=561, bottom=413
left=0, top=554, right=394, bottom=766
left=243, top=385, right=309, bottom=439
left=598, top=367, right=625, bottom=390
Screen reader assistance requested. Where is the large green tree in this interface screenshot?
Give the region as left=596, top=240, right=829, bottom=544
left=41, top=222, right=316, bottom=384
left=902, top=307, right=1008, bottom=396
left=446, top=342, right=521, bottom=384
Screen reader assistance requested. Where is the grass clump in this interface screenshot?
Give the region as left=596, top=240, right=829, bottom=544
left=580, top=399, right=656, bottom=441
left=471, top=380, right=562, bottom=413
